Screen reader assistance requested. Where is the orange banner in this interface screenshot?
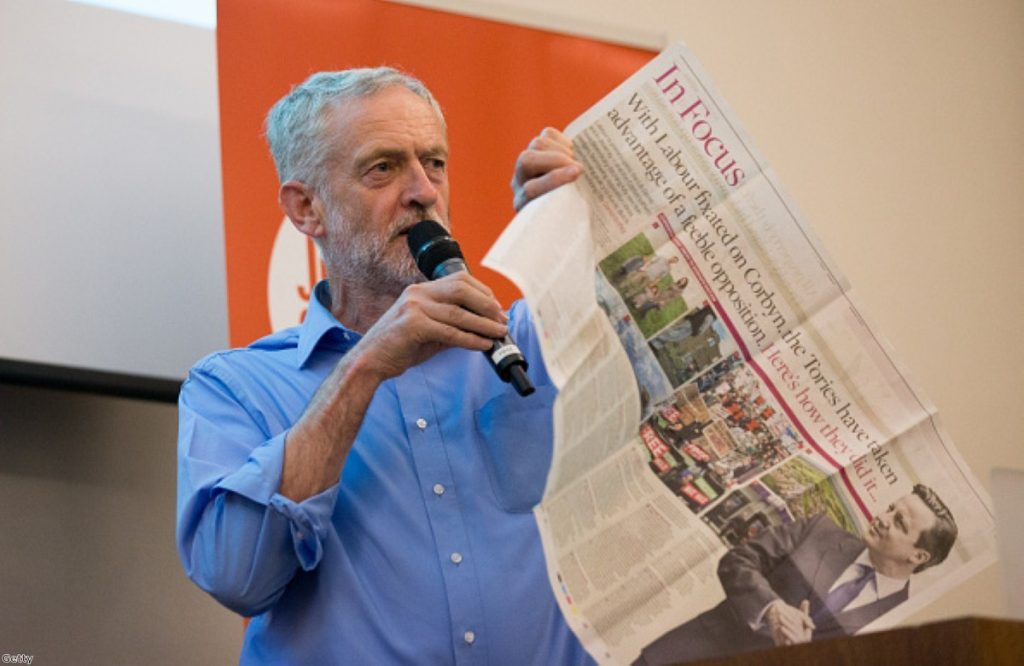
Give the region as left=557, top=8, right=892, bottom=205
left=218, top=0, right=653, bottom=346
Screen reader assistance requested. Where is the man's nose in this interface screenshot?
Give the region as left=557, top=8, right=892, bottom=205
left=401, top=161, right=440, bottom=209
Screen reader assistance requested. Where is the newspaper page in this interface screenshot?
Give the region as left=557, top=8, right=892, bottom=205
left=484, top=42, right=997, bottom=666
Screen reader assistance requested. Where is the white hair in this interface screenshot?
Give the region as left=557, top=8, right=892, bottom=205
left=264, top=67, right=444, bottom=191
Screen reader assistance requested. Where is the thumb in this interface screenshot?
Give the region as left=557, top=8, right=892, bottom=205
left=800, top=599, right=815, bottom=628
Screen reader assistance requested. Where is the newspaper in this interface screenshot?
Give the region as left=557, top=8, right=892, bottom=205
left=484, top=42, right=997, bottom=665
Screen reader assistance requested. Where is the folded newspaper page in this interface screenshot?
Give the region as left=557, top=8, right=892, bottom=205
left=484, top=42, right=996, bottom=666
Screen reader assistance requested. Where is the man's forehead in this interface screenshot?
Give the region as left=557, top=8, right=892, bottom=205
left=325, top=86, right=444, bottom=135
left=318, top=87, right=447, bottom=165
left=898, top=493, right=937, bottom=531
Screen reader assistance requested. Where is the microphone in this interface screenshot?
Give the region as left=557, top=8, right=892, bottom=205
left=407, top=219, right=535, bottom=397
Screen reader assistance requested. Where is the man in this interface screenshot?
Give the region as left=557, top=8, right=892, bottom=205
left=614, top=253, right=681, bottom=293
left=635, top=484, right=958, bottom=665
left=630, top=275, right=688, bottom=311
left=176, top=68, right=589, bottom=664
left=651, top=325, right=721, bottom=387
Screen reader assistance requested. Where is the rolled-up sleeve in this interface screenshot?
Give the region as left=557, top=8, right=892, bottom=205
left=176, top=361, right=339, bottom=616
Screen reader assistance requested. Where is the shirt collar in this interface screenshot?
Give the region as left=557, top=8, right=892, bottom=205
left=854, top=550, right=908, bottom=599
left=296, top=280, right=358, bottom=368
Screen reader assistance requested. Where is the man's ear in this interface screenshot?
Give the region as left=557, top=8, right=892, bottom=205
left=279, top=180, right=326, bottom=239
left=911, top=548, right=932, bottom=567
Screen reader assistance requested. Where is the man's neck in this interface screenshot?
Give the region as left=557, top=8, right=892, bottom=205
left=326, top=276, right=398, bottom=334
left=866, top=548, right=914, bottom=581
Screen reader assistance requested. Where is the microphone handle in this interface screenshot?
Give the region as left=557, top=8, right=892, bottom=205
left=432, top=260, right=535, bottom=397
left=487, top=336, right=534, bottom=397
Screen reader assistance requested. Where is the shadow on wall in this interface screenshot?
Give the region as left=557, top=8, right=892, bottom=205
left=0, top=384, right=241, bottom=664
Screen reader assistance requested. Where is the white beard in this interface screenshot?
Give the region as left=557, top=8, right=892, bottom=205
left=322, top=201, right=444, bottom=297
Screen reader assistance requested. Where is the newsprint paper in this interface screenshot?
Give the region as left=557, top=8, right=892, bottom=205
left=484, top=42, right=996, bottom=666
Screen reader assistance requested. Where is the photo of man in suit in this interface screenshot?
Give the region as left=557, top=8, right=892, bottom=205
left=635, top=484, right=958, bottom=665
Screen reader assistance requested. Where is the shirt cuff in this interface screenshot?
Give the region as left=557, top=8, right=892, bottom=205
left=214, top=430, right=340, bottom=571
left=752, top=599, right=783, bottom=631
left=269, top=485, right=340, bottom=570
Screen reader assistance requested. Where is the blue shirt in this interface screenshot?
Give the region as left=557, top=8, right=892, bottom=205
left=177, top=281, right=594, bottom=665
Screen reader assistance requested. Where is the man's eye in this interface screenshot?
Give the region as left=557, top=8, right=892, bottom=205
left=426, top=158, right=446, bottom=171
left=895, top=511, right=908, bottom=530
left=371, top=162, right=391, bottom=173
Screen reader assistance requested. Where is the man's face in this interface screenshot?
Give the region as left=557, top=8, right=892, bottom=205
left=864, top=493, right=936, bottom=572
left=316, top=85, right=450, bottom=295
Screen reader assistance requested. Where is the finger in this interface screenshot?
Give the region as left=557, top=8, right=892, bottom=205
left=781, top=624, right=812, bottom=645
left=420, top=299, right=508, bottom=340
left=775, top=611, right=799, bottom=634
left=770, top=626, right=791, bottom=647
left=408, top=271, right=497, bottom=306
left=425, top=270, right=497, bottom=300
left=425, top=274, right=507, bottom=322
left=372, top=297, right=500, bottom=359
left=798, top=600, right=815, bottom=629
left=776, top=609, right=808, bottom=636
left=512, top=148, right=581, bottom=189
left=777, top=626, right=800, bottom=645
left=527, top=131, right=575, bottom=158
left=777, top=607, right=809, bottom=635
left=358, top=278, right=509, bottom=376
left=512, top=128, right=579, bottom=184
left=399, top=280, right=508, bottom=340
left=786, top=622, right=811, bottom=643
left=532, top=127, right=574, bottom=153
left=415, top=314, right=503, bottom=352
left=513, top=163, right=583, bottom=211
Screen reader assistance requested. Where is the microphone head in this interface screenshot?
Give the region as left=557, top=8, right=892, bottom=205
left=407, top=219, right=464, bottom=279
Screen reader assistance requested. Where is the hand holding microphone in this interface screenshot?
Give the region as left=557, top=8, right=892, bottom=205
left=407, top=220, right=534, bottom=397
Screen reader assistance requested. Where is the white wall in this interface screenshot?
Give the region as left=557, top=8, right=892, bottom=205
left=0, top=0, right=227, bottom=381
left=0, top=384, right=242, bottom=663
left=0, top=1, right=239, bottom=662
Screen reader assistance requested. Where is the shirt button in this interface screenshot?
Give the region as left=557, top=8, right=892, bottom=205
left=433, top=483, right=446, bottom=496
left=450, top=552, right=463, bottom=565
left=463, top=630, right=476, bottom=645
left=416, top=418, right=428, bottom=430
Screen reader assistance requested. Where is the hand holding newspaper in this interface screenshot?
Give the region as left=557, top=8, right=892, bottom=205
left=485, top=42, right=996, bottom=666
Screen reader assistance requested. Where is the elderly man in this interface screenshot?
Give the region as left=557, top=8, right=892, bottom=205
left=176, top=68, right=589, bottom=664
left=635, top=484, right=958, bottom=665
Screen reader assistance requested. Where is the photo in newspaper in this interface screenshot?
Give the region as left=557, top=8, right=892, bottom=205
left=484, top=42, right=997, bottom=666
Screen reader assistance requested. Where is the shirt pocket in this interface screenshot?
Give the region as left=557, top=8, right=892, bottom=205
left=473, top=384, right=557, bottom=513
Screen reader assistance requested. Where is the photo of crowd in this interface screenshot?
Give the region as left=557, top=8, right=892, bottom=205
left=597, top=233, right=692, bottom=338
left=698, top=455, right=858, bottom=549
left=638, top=353, right=806, bottom=518
left=595, top=270, right=673, bottom=416
left=595, top=229, right=744, bottom=395
left=647, top=305, right=728, bottom=387
left=759, top=456, right=859, bottom=534
left=702, top=481, right=791, bottom=547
